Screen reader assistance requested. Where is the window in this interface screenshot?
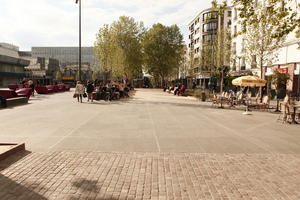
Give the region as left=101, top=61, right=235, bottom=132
left=241, top=57, right=246, bottom=70
left=203, top=11, right=218, bottom=22
left=202, top=34, right=216, bottom=42
left=227, top=20, right=232, bottom=27
left=228, top=11, right=232, bottom=17
left=241, top=39, right=245, bottom=53
left=232, top=42, right=237, bottom=54
left=234, top=25, right=237, bottom=36
left=251, top=55, right=257, bottom=68
left=234, top=8, right=238, bottom=20
left=203, top=22, right=217, bottom=32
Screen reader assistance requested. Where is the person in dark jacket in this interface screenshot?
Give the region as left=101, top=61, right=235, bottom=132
left=86, top=81, right=95, bottom=102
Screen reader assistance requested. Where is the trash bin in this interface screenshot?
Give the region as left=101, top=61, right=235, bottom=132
left=200, top=92, right=206, bottom=102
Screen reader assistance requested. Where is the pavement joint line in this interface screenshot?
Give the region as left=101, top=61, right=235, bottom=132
left=48, top=109, right=101, bottom=150
left=146, top=102, right=161, bottom=153
left=191, top=107, right=274, bottom=154
left=244, top=121, right=275, bottom=132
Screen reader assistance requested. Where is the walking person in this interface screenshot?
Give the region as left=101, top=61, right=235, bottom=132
left=28, top=79, right=35, bottom=96
left=86, top=81, right=95, bottom=103
left=75, top=81, right=85, bottom=103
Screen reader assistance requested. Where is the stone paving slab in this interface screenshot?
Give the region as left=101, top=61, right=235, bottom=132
left=0, top=89, right=300, bottom=153
left=1, top=151, right=300, bottom=200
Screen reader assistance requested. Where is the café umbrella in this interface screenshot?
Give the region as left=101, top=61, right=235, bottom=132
left=232, top=75, right=267, bottom=87
left=232, top=76, right=267, bottom=115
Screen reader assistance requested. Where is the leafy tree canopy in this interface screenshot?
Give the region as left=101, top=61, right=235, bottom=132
left=142, top=23, right=184, bottom=85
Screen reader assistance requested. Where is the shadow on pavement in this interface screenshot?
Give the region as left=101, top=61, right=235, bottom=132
left=0, top=174, right=47, bottom=200
left=71, top=178, right=134, bottom=200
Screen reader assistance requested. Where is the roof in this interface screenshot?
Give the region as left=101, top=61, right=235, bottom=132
left=0, top=54, right=30, bottom=66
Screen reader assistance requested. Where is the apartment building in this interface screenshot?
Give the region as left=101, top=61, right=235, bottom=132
left=231, top=0, right=300, bottom=95
left=188, top=6, right=232, bottom=87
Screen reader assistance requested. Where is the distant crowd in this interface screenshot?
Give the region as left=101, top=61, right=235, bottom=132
left=163, top=84, right=186, bottom=96
left=74, top=80, right=133, bottom=103
left=19, top=78, right=36, bottom=96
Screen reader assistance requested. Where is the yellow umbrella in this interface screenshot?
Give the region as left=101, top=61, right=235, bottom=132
left=232, top=76, right=267, bottom=87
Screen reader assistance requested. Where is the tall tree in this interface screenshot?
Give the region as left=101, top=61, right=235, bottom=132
left=94, top=16, right=144, bottom=80
left=55, top=71, right=62, bottom=81
left=206, top=0, right=231, bottom=93
left=142, top=23, right=184, bottom=87
left=233, top=0, right=298, bottom=79
left=234, top=0, right=298, bottom=38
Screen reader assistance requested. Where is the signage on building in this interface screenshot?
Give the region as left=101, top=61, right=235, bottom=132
left=277, top=68, right=288, bottom=74
left=62, top=76, right=74, bottom=80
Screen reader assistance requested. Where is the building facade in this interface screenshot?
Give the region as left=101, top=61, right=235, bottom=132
left=188, top=6, right=232, bottom=88
left=0, top=43, right=29, bottom=87
left=31, top=47, right=96, bottom=66
left=19, top=51, right=60, bottom=81
left=31, top=47, right=96, bottom=82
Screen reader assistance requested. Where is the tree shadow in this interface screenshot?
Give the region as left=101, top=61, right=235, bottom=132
left=70, top=178, right=134, bottom=200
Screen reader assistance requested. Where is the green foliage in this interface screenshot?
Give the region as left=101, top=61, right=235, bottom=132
left=270, top=70, right=290, bottom=89
left=232, top=0, right=294, bottom=79
left=205, top=0, right=231, bottom=93
left=94, top=16, right=144, bottom=80
left=55, top=71, right=62, bottom=81
left=233, top=0, right=297, bottom=38
left=142, top=23, right=184, bottom=86
left=92, top=71, right=99, bottom=81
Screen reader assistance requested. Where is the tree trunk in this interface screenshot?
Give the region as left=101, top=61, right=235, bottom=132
left=161, top=75, right=165, bottom=88
left=259, top=58, right=264, bottom=102
left=220, top=67, right=224, bottom=94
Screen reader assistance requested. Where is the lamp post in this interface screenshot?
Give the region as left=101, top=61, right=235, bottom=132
left=297, top=64, right=300, bottom=101
left=237, top=56, right=242, bottom=72
left=75, top=0, right=81, bottom=81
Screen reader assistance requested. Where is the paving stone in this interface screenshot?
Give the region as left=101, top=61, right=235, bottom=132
left=0, top=152, right=300, bottom=200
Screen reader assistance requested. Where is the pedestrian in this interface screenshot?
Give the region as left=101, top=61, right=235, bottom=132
left=28, top=79, right=35, bottom=96
left=75, top=81, right=85, bottom=103
left=86, top=80, right=94, bottom=103
left=192, top=82, right=196, bottom=90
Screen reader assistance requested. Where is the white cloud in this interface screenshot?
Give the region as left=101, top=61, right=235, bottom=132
left=0, top=0, right=216, bottom=50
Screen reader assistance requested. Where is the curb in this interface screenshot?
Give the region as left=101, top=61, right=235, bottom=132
left=0, top=143, right=25, bottom=161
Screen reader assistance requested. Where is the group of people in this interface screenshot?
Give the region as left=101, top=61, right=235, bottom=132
left=164, top=84, right=186, bottom=96
left=20, top=78, right=36, bottom=96
left=74, top=80, right=131, bottom=103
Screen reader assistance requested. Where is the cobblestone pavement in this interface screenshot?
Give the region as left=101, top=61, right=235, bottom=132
left=1, top=151, right=300, bottom=200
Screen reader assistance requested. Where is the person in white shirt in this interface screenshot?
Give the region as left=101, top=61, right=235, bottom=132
left=75, top=81, right=85, bottom=103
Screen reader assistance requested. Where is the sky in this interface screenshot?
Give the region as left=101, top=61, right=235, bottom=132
left=0, top=0, right=217, bottom=51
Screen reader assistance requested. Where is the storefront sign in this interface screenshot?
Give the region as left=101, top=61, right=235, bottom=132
left=62, top=76, right=74, bottom=80
left=277, top=68, right=288, bottom=74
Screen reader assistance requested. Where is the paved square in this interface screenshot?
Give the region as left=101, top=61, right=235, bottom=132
left=1, top=152, right=300, bottom=200
left=0, top=89, right=300, bottom=199
left=0, top=89, right=299, bottom=153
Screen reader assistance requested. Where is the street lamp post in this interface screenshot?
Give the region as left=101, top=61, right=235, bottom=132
left=75, top=0, right=81, bottom=81
left=297, top=64, right=300, bottom=101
